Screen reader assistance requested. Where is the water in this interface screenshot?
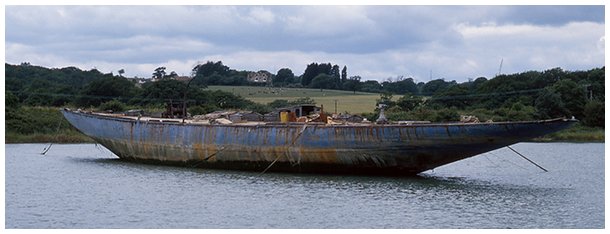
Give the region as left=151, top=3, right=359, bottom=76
left=5, top=143, right=604, bottom=228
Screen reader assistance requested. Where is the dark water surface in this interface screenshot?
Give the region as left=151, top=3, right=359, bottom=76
left=5, top=143, right=604, bottom=228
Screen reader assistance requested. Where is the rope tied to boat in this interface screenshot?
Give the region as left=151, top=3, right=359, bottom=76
left=260, top=124, right=308, bottom=175
left=40, top=118, right=63, bottom=155
left=190, top=146, right=226, bottom=168
left=507, top=145, right=548, bottom=172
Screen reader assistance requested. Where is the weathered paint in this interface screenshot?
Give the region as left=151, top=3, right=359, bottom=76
left=62, top=110, right=575, bottom=175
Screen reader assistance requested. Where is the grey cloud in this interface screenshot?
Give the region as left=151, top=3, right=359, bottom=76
left=5, top=5, right=605, bottom=81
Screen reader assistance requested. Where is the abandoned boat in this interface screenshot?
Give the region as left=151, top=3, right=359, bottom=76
left=61, top=108, right=575, bottom=175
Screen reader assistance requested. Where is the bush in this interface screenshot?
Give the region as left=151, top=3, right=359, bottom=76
left=433, top=108, right=460, bottom=122
left=535, top=89, right=569, bottom=119
left=188, top=105, right=207, bottom=116
left=268, top=99, right=291, bottom=108
left=583, top=100, right=604, bottom=127
left=247, top=103, right=272, bottom=114
left=98, top=99, right=126, bottom=112
left=506, top=102, right=537, bottom=121
left=6, top=91, right=20, bottom=109
left=386, top=110, right=412, bottom=121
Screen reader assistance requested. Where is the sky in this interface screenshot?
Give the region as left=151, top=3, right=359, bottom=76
left=4, top=5, right=606, bottom=83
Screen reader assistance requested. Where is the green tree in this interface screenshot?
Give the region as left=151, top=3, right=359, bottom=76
left=136, top=79, right=187, bottom=105
left=268, top=99, right=291, bottom=108
left=550, top=79, right=586, bottom=118
left=433, top=108, right=460, bottom=122
left=377, top=92, right=395, bottom=107
left=382, top=77, right=418, bottom=95
left=192, top=61, right=230, bottom=78
left=98, top=99, right=126, bottom=112
left=274, top=68, right=295, bottom=85
left=301, top=62, right=333, bottom=87
left=360, top=80, right=382, bottom=93
left=6, top=91, right=20, bottom=109
left=331, top=65, right=341, bottom=87
left=301, top=62, right=320, bottom=86
left=77, top=76, right=136, bottom=107
left=583, top=100, right=604, bottom=127
left=309, top=74, right=335, bottom=91
left=421, top=79, right=453, bottom=95
left=191, top=61, right=230, bottom=87
left=342, top=76, right=361, bottom=94
left=396, top=95, right=423, bottom=111
left=153, top=67, right=166, bottom=79
left=506, top=102, right=536, bottom=121
left=535, top=89, right=569, bottom=119
left=432, top=85, right=470, bottom=108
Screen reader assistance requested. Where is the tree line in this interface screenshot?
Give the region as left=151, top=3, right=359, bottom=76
left=5, top=62, right=605, bottom=127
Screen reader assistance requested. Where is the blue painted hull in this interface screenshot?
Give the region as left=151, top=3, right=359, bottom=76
left=62, top=110, right=575, bottom=175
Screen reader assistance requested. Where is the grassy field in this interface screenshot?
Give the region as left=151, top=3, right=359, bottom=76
left=208, top=85, right=383, bottom=114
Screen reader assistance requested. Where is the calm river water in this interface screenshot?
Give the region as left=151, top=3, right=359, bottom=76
left=5, top=143, right=604, bottom=228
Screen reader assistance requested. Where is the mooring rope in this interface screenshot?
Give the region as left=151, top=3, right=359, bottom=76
left=507, top=145, right=548, bottom=172
left=260, top=124, right=308, bottom=175
left=40, top=119, right=62, bottom=155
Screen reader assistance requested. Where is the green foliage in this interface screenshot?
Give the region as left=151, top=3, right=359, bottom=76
left=246, top=103, right=272, bottom=114
left=535, top=89, right=569, bottom=119
left=6, top=63, right=107, bottom=107
left=135, top=79, right=187, bottom=105
left=98, top=99, right=126, bottom=112
left=583, top=100, right=604, bottom=127
left=6, top=91, right=20, bottom=109
left=3, top=62, right=605, bottom=130
left=536, top=123, right=604, bottom=142
left=190, top=61, right=243, bottom=87
left=153, top=67, right=167, bottom=79
left=274, top=68, right=295, bottom=85
left=268, top=97, right=316, bottom=109
left=381, top=77, right=418, bottom=95
left=550, top=79, right=586, bottom=118
left=77, top=76, right=137, bottom=107
left=267, top=99, right=290, bottom=108
left=309, top=74, right=336, bottom=91
left=383, top=106, right=459, bottom=122
left=431, top=84, right=471, bottom=108
left=5, top=106, right=91, bottom=143
left=421, top=79, right=454, bottom=95
left=376, top=92, right=395, bottom=107
left=396, top=95, right=423, bottom=111
left=433, top=107, right=460, bottom=122
left=342, top=76, right=361, bottom=94
left=301, top=62, right=336, bottom=87
left=360, top=80, right=382, bottom=93
left=188, top=105, right=216, bottom=116
left=506, top=102, right=537, bottom=121
left=6, top=106, right=71, bottom=135
left=192, top=61, right=230, bottom=78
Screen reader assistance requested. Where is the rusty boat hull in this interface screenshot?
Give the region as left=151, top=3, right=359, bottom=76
left=62, top=109, right=575, bottom=175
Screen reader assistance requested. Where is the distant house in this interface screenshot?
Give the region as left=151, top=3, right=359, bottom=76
left=126, top=77, right=150, bottom=88
left=247, top=71, right=272, bottom=84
